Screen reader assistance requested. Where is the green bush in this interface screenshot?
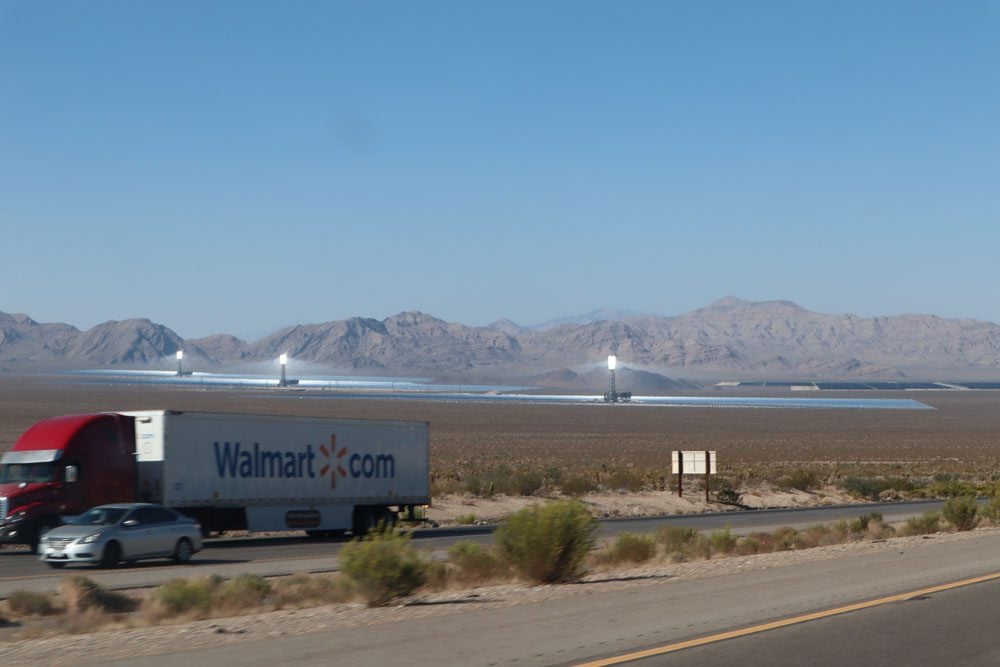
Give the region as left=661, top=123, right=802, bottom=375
left=901, top=511, right=941, bottom=536
left=150, top=577, right=219, bottom=617
left=714, top=485, right=744, bottom=506
left=494, top=500, right=597, bottom=584
left=6, top=590, right=57, bottom=617
left=602, top=533, right=657, bottom=565
left=843, top=477, right=890, bottom=501
left=979, top=496, right=1000, bottom=522
left=448, top=541, right=507, bottom=583
left=708, top=528, right=737, bottom=555
left=777, top=468, right=821, bottom=492
left=942, top=496, right=979, bottom=531
left=339, top=528, right=428, bottom=606
left=928, top=480, right=979, bottom=498
left=455, top=513, right=478, bottom=525
left=59, top=575, right=136, bottom=615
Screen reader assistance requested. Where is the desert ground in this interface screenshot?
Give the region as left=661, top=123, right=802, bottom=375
left=2, top=374, right=1000, bottom=519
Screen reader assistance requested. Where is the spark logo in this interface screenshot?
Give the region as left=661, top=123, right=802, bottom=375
left=319, top=434, right=397, bottom=489
left=319, top=436, right=348, bottom=489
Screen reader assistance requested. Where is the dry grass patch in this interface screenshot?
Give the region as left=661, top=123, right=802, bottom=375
left=6, top=590, right=58, bottom=618
left=271, top=573, right=354, bottom=609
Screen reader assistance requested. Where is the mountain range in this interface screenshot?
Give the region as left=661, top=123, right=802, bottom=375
left=4, top=297, right=1000, bottom=382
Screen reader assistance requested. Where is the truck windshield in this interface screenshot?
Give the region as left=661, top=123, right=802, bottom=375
left=0, top=462, right=55, bottom=484
left=67, top=507, right=130, bottom=526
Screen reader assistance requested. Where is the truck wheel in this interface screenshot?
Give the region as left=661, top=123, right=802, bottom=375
left=100, top=541, right=122, bottom=568
left=30, top=519, right=58, bottom=553
left=172, top=538, right=193, bottom=564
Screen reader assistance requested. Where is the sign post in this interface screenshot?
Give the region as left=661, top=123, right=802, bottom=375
left=672, top=451, right=717, bottom=500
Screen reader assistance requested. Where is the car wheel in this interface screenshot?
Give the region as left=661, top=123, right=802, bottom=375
left=47, top=562, right=66, bottom=569
left=172, top=538, right=193, bottom=564
left=100, top=541, right=122, bottom=568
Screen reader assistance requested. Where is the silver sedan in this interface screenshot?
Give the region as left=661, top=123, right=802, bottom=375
left=38, top=503, right=203, bottom=569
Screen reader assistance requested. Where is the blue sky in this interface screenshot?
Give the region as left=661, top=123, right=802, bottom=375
left=2, top=1, right=999, bottom=339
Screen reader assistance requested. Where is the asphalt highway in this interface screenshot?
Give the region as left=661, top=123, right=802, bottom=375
left=0, top=500, right=943, bottom=597
left=618, top=576, right=1000, bottom=666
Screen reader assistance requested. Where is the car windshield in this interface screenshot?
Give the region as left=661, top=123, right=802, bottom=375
left=67, top=507, right=130, bottom=526
left=0, top=462, right=55, bottom=484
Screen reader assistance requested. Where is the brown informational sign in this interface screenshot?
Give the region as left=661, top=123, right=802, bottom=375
left=671, top=451, right=717, bottom=500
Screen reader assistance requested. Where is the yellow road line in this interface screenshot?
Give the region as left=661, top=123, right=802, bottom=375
left=575, top=571, right=1000, bottom=666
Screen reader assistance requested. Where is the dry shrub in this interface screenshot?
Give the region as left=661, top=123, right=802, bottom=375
left=776, top=468, right=821, bottom=492
left=603, top=468, right=647, bottom=493
left=6, top=590, right=58, bottom=617
left=901, top=512, right=941, bottom=536
left=942, top=495, right=979, bottom=531
left=216, top=574, right=271, bottom=610
left=598, top=533, right=657, bottom=566
left=561, top=474, right=599, bottom=497
left=59, top=576, right=136, bottom=615
left=657, top=525, right=711, bottom=562
left=770, top=527, right=799, bottom=551
left=448, top=541, right=508, bottom=584
left=272, top=573, right=354, bottom=609
left=656, top=525, right=700, bottom=553
left=734, top=534, right=768, bottom=556
left=148, top=577, right=220, bottom=619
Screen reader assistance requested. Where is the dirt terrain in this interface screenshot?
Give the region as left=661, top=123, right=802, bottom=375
left=1, top=374, right=1000, bottom=519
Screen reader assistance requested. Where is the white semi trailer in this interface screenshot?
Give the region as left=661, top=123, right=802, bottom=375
left=0, top=410, right=429, bottom=543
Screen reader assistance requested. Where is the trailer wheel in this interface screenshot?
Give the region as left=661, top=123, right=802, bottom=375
left=377, top=507, right=398, bottom=529
left=351, top=508, right=376, bottom=537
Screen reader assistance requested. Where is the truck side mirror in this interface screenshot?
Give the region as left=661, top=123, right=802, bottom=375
left=64, top=465, right=78, bottom=484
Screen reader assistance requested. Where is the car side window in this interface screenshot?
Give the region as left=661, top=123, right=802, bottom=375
left=152, top=508, right=176, bottom=524
left=127, top=508, right=156, bottom=526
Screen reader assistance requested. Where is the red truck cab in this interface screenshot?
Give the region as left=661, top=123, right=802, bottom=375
left=0, top=413, right=136, bottom=549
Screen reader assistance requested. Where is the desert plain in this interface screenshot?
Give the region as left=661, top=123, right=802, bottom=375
left=2, top=374, right=1000, bottom=520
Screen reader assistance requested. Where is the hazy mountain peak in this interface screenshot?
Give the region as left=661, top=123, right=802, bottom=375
left=706, top=296, right=750, bottom=309
left=486, top=319, right=529, bottom=335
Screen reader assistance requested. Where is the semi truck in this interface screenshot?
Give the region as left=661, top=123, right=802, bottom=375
left=0, top=410, right=430, bottom=549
